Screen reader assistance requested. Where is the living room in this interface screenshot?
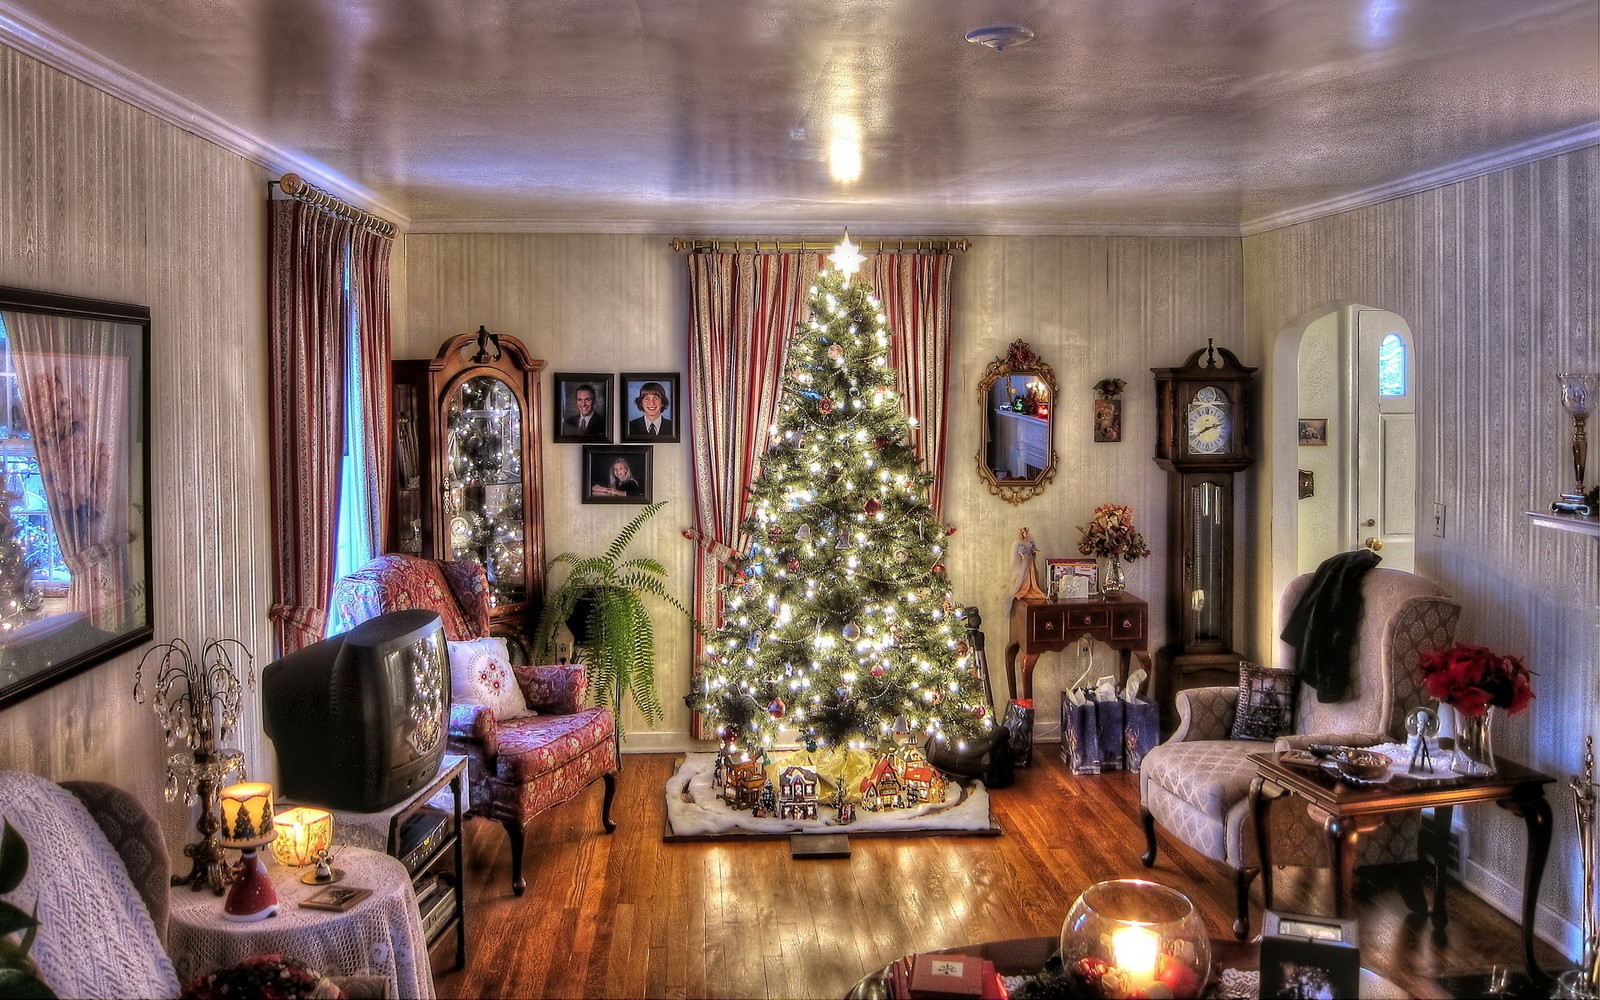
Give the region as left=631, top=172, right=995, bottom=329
left=0, top=2, right=1596, bottom=998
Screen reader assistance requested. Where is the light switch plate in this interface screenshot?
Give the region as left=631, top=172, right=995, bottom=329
left=1433, top=502, right=1447, bottom=538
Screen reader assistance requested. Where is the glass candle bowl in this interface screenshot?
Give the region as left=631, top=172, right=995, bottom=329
left=1060, top=878, right=1211, bottom=999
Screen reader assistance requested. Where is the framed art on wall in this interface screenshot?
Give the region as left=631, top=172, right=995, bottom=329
left=582, top=445, right=652, bottom=504
left=1297, top=418, right=1328, bottom=446
left=553, top=373, right=613, bottom=442
left=619, top=372, right=681, bottom=443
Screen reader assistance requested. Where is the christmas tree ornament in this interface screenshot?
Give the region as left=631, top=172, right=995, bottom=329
left=841, top=623, right=861, bottom=641
left=768, top=698, right=786, bottom=718
left=767, top=524, right=782, bottom=540
left=972, top=705, right=986, bottom=719
left=795, top=524, right=811, bottom=542
left=955, top=641, right=970, bottom=656
left=819, top=398, right=835, bottom=414
left=893, top=549, right=909, bottom=564
left=864, top=498, right=882, bottom=516
left=828, top=344, right=845, bottom=361
left=931, top=562, right=946, bottom=575
left=787, top=558, right=801, bottom=572
left=870, top=664, right=886, bottom=678
left=732, top=569, right=747, bottom=586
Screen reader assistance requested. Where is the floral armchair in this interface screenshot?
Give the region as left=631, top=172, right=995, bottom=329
left=1138, top=567, right=1460, bottom=937
left=332, top=554, right=618, bottom=896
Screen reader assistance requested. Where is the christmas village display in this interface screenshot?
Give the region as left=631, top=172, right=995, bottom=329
left=691, top=237, right=991, bottom=820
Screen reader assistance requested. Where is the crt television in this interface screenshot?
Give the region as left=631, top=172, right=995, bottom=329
left=263, top=609, right=450, bottom=812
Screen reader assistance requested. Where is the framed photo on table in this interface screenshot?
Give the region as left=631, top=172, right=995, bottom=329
left=619, top=372, right=681, bottom=443
left=582, top=445, right=652, bottom=504
left=1046, top=558, right=1099, bottom=600
left=553, top=372, right=613, bottom=443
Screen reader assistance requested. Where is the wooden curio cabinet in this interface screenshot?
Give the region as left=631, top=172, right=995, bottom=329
left=390, top=327, right=546, bottom=649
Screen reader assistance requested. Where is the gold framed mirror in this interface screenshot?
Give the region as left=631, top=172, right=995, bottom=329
left=976, top=340, right=1058, bottom=504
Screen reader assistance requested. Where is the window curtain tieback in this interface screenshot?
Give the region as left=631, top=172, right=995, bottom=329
left=268, top=603, right=328, bottom=640
left=681, top=527, right=740, bottom=568
left=61, top=535, right=134, bottom=572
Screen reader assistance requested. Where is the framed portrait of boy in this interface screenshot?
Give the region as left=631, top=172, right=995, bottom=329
left=582, top=445, right=652, bottom=504
left=619, top=372, right=681, bottom=443
left=553, top=373, right=613, bottom=443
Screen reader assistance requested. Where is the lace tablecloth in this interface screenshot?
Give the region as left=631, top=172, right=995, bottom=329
left=167, top=846, right=434, bottom=999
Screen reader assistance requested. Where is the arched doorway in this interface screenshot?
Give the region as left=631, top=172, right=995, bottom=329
left=1270, top=304, right=1417, bottom=604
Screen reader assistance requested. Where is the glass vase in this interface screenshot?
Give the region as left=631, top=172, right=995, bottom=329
left=1100, top=555, right=1127, bottom=597
left=1450, top=705, right=1497, bottom=777
left=1060, top=879, right=1210, bottom=999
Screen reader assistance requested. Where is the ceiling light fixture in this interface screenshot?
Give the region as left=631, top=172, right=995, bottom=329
left=964, top=24, right=1035, bottom=51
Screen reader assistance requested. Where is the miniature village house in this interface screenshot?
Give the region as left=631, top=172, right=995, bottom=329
left=777, top=765, right=819, bottom=821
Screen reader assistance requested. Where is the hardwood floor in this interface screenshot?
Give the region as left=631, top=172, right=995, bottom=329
left=433, top=751, right=1565, bottom=998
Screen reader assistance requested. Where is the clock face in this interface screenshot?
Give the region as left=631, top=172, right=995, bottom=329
left=1185, top=386, right=1230, bottom=455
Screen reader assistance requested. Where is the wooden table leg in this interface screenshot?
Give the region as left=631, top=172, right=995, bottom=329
left=1430, top=804, right=1454, bottom=929
left=1249, top=774, right=1285, bottom=938
left=1321, top=814, right=1379, bottom=919
left=1003, top=641, right=1020, bottom=702
left=1017, top=651, right=1041, bottom=702
left=1499, top=788, right=1554, bottom=986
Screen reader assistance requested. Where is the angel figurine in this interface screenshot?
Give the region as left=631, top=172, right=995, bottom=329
left=1009, top=527, right=1048, bottom=613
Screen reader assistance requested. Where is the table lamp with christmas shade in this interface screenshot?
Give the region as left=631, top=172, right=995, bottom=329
left=218, top=781, right=280, bottom=922
left=272, top=806, right=343, bottom=885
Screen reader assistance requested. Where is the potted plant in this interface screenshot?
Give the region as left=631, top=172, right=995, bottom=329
left=0, top=821, right=55, bottom=998
left=533, top=501, right=695, bottom=734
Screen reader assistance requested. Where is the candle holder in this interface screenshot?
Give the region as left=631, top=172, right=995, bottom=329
left=1563, top=737, right=1600, bottom=999
left=1060, top=878, right=1210, bottom=999
left=133, top=637, right=253, bottom=894
left=1558, top=374, right=1598, bottom=498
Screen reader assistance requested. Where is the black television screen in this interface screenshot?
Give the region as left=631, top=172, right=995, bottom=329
left=263, top=609, right=450, bottom=812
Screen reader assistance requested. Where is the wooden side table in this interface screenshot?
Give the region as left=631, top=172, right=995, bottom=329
left=1249, top=750, right=1555, bottom=985
left=1004, top=595, right=1149, bottom=701
left=167, top=845, right=434, bottom=998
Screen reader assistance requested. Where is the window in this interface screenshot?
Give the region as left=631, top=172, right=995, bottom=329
left=0, top=317, right=70, bottom=615
left=330, top=255, right=374, bottom=633
left=1377, top=333, right=1406, bottom=397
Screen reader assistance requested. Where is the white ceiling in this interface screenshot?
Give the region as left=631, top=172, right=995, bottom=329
left=1, top=0, right=1596, bottom=235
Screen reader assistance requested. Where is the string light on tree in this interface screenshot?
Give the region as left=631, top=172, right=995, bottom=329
left=699, top=233, right=988, bottom=750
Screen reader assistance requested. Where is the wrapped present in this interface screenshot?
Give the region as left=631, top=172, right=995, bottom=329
left=1002, top=699, right=1035, bottom=768
left=1060, top=691, right=1102, bottom=775
left=1095, top=695, right=1125, bottom=771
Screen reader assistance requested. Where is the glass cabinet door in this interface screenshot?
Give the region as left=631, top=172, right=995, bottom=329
left=1187, top=480, right=1226, bottom=644
left=444, top=375, right=525, bottom=607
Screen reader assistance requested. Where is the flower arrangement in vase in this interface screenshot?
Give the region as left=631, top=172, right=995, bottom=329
left=1418, top=642, right=1535, bottom=776
left=1076, top=503, right=1151, bottom=596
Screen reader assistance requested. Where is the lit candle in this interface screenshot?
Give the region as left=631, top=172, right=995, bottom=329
left=1110, top=924, right=1161, bottom=991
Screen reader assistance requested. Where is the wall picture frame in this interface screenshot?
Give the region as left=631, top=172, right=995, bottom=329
left=0, top=286, right=153, bottom=711
left=619, top=372, right=681, bottom=443
left=553, top=372, right=613, bottom=443
left=1092, top=398, right=1121, bottom=443
left=1297, top=417, right=1328, bottom=446
left=582, top=445, right=652, bottom=504
left=1046, top=557, right=1099, bottom=600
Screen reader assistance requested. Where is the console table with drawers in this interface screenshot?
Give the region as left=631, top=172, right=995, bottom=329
left=1004, top=594, right=1149, bottom=701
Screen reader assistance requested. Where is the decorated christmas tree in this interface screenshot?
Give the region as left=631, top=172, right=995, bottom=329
left=699, top=242, right=990, bottom=752
left=0, top=489, right=40, bottom=633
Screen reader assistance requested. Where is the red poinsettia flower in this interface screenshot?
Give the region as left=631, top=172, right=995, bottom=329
left=1418, top=642, right=1536, bottom=718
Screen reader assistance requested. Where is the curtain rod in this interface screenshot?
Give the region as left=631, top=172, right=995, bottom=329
left=670, top=237, right=970, bottom=254
left=272, top=174, right=397, bottom=240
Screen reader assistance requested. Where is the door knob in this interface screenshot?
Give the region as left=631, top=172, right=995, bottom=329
left=1364, top=537, right=1383, bottom=551
left=1362, top=518, right=1376, bottom=527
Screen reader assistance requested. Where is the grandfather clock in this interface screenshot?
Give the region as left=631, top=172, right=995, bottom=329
left=1151, top=340, right=1257, bottom=728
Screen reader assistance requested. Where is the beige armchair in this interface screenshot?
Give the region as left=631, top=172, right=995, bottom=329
left=1138, top=567, right=1461, bottom=936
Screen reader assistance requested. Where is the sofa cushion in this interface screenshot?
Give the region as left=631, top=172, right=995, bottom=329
left=448, top=636, right=533, bottom=721
left=1140, top=738, right=1268, bottom=821
left=513, top=663, right=587, bottom=715
left=495, top=708, right=616, bottom=786
left=1231, top=663, right=1297, bottom=741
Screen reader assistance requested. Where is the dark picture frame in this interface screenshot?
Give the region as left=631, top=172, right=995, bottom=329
left=1259, top=915, right=1360, bottom=999
left=0, top=286, right=153, bottom=710
left=1046, top=557, right=1099, bottom=600
left=619, top=372, right=681, bottom=443
left=553, top=372, right=613, bottom=443
left=582, top=445, right=652, bottom=504
left=1297, top=417, right=1328, bottom=446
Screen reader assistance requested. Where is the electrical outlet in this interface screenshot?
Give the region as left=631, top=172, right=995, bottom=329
left=1433, top=502, right=1447, bottom=538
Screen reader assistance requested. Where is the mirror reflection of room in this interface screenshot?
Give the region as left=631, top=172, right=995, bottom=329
left=987, top=375, right=1051, bottom=481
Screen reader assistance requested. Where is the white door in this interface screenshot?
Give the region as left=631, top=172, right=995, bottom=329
left=1353, top=308, right=1415, bottom=571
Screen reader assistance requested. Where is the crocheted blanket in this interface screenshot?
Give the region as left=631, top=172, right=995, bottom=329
left=0, top=770, right=179, bottom=999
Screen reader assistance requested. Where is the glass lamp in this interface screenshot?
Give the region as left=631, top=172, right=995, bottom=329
left=218, top=782, right=280, bottom=922
left=271, top=806, right=342, bottom=885
left=1060, top=878, right=1210, bottom=999
left=1559, top=373, right=1598, bottom=496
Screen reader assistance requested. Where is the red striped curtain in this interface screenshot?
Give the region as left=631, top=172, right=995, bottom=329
left=267, top=201, right=392, bottom=654
left=685, top=251, right=819, bottom=737
left=868, top=253, right=956, bottom=517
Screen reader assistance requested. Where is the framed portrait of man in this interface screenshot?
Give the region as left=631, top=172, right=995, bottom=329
left=553, top=373, right=613, bottom=443
left=619, top=372, right=681, bottom=443
left=582, top=445, right=652, bottom=504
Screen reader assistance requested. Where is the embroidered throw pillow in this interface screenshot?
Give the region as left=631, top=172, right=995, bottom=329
left=513, top=663, right=588, bottom=715
left=1231, top=661, right=1297, bottom=741
left=447, top=637, right=533, bottom=721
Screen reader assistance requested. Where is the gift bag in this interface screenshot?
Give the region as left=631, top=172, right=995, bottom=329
left=1002, top=699, right=1035, bottom=768
left=1095, top=695, right=1125, bottom=771
left=1122, top=697, right=1160, bottom=773
left=1060, top=693, right=1102, bottom=774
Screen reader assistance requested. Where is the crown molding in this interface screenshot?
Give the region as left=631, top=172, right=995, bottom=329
left=0, top=2, right=410, bottom=230
left=1239, top=123, right=1600, bottom=237
left=404, top=216, right=1244, bottom=238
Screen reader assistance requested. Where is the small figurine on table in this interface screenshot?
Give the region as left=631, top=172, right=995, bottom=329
left=1406, top=706, right=1440, bottom=774
left=1009, top=527, right=1048, bottom=613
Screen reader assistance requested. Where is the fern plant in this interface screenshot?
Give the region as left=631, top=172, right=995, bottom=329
left=0, top=820, right=55, bottom=998
left=533, top=501, right=694, bottom=735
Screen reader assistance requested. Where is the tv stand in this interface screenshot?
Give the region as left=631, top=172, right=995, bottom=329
left=310, top=756, right=469, bottom=970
